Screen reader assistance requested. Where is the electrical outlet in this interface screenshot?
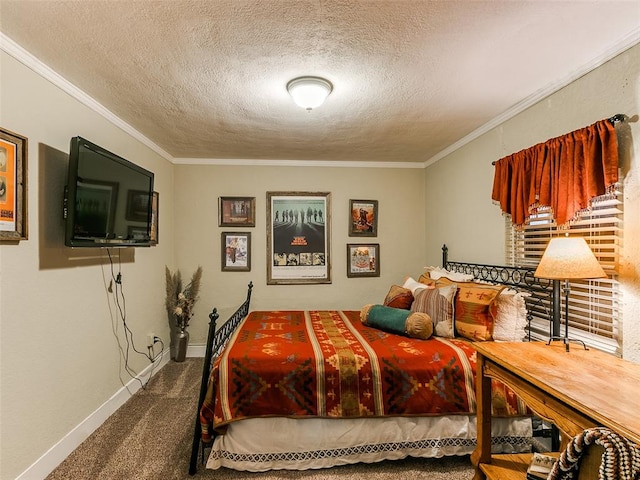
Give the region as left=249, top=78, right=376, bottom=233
left=147, top=333, right=155, bottom=347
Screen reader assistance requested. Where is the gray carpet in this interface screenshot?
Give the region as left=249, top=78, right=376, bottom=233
left=47, top=358, right=475, bottom=479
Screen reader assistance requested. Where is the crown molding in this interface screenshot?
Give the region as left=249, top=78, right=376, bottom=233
left=424, top=27, right=640, bottom=168
left=3, top=27, right=638, bottom=170
left=172, top=157, right=424, bottom=168
left=0, top=32, right=173, bottom=162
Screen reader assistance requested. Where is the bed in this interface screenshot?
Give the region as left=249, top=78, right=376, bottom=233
left=188, top=245, right=555, bottom=474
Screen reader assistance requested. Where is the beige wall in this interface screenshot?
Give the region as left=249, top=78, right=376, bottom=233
left=425, top=43, right=640, bottom=362
left=174, top=164, right=427, bottom=345
left=0, top=52, right=175, bottom=479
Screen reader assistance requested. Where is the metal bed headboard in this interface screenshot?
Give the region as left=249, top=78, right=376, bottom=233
left=441, top=244, right=560, bottom=339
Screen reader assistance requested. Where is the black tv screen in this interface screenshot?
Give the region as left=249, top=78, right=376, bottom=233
left=64, top=136, right=154, bottom=247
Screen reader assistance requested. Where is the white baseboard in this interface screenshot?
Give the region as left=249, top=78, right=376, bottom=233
left=186, top=343, right=206, bottom=358
left=16, top=349, right=172, bottom=480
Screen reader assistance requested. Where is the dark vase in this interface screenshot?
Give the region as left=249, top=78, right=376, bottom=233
left=175, top=328, right=189, bottom=362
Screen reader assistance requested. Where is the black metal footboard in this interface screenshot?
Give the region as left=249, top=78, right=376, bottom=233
left=188, top=281, right=253, bottom=475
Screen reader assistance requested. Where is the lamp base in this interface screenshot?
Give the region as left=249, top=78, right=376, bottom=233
left=546, top=336, right=589, bottom=352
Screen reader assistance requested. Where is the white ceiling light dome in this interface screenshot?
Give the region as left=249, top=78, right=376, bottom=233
left=286, top=76, right=333, bottom=110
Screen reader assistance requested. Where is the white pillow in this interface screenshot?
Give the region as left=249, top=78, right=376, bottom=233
left=424, top=266, right=474, bottom=282
left=493, top=289, right=530, bottom=342
left=402, top=276, right=432, bottom=294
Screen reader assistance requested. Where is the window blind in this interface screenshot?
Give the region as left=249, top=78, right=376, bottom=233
left=505, top=190, right=622, bottom=355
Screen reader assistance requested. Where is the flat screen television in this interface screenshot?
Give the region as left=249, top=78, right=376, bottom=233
left=64, top=136, right=154, bottom=247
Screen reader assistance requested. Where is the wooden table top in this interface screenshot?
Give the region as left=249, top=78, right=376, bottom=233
left=473, top=341, right=640, bottom=445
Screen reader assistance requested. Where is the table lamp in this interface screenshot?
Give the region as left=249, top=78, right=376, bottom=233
left=534, top=235, right=606, bottom=351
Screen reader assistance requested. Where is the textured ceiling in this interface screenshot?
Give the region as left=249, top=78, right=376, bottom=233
left=1, top=1, right=639, bottom=165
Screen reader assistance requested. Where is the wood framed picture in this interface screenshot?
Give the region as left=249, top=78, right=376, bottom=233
left=219, top=196, right=256, bottom=227
left=150, top=191, right=159, bottom=245
left=347, top=243, right=380, bottom=277
left=222, top=231, right=251, bottom=271
left=267, top=191, right=331, bottom=284
left=349, top=199, right=378, bottom=237
left=0, top=127, right=28, bottom=241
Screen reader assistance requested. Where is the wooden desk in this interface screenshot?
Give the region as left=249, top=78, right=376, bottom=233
left=472, top=341, right=640, bottom=480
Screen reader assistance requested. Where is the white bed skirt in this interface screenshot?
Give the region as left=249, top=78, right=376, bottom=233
left=206, top=415, right=532, bottom=472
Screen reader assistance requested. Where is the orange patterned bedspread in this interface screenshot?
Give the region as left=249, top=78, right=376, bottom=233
left=200, top=310, right=527, bottom=442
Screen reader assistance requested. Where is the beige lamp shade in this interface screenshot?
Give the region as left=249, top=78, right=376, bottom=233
left=534, top=237, right=606, bottom=280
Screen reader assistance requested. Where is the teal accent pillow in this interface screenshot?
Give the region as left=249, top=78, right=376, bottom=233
left=360, top=304, right=433, bottom=339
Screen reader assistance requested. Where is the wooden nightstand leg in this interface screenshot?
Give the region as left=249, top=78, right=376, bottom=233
left=471, top=353, right=491, bottom=480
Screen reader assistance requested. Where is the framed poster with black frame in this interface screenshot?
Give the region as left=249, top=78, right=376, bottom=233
left=347, top=243, right=380, bottom=277
left=349, top=199, right=378, bottom=237
left=267, top=191, right=331, bottom=284
left=221, top=232, right=251, bottom=272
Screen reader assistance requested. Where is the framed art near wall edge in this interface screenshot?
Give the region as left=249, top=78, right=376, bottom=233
left=222, top=231, right=251, bottom=271
left=150, top=191, right=159, bottom=245
left=0, top=127, right=28, bottom=241
left=219, top=196, right=256, bottom=227
left=267, top=191, right=331, bottom=284
left=349, top=199, right=378, bottom=237
left=347, top=243, right=380, bottom=277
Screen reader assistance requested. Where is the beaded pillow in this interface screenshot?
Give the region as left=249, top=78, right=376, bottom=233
left=492, top=289, right=530, bottom=342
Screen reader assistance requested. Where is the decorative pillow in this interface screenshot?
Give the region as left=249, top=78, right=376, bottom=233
left=425, top=266, right=474, bottom=282
left=433, top=276, right=454, bottom=286
left=402, top=276, right=434, bottom=294
left=453, top=282, right=505, bottom=341
left=410, top=283, right=457, bottom=338
left=492, top=289, right=530, bottom=342
left=383, top=285, right=414, bottom=309
left=361, top=304, right=433, bottom=340
left=417, top=274, right=438, bottom=287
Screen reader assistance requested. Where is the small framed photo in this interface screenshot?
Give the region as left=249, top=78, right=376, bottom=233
left=219, top=196, right=256, bottom=227
left=347, top=243, right=380, bottom=278
left=0, top=127, right=28, bottom=241
left=222, top=232, right=251, bottom=271
left=349, top=199, right=378, bottom=237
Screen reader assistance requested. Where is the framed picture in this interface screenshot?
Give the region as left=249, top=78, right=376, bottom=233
left=347, top=243, right=380, bottom=277
left=0, top=127, right=28, bottom=241
left=267, top=191, right=331, bottom=284
left=349, top=199, right=378, bottom=237
left=126, top=189, right=151, bottom=222
left=150, top=191, right=159, bottom=245
left=221, top=232, right=251, bottom=271
left=219, top=196, right=256, bottom=227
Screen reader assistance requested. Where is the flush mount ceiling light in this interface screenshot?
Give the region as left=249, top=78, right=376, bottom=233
left=286, top=76, right=333, bottom=110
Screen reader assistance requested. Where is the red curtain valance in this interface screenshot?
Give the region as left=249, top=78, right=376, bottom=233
left=491, top=119, right=619, bottom=228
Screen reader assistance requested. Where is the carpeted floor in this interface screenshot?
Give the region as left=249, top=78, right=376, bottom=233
left=46, top=358, right=475, bottom=480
